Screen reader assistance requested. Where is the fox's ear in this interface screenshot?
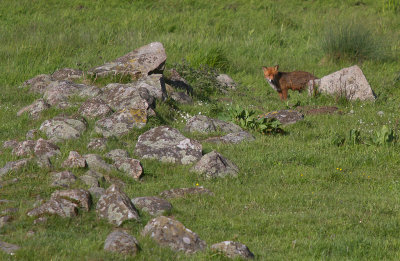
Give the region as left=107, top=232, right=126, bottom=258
left=274, top=65, right=279, bottom=71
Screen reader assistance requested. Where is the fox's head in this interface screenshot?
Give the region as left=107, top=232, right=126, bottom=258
left=262, top=65, right=280, bottom=91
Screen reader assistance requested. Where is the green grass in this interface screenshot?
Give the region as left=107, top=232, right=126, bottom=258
left=1, top=0, right=400, bottom=260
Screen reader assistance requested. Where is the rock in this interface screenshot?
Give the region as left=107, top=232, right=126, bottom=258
left=205, top=131, right=255, bottom=144
left=135, top=126, right=202, bottom=165
left=308, top=65, right=375, bottom=101
left=22, top=74, right=53, bottom=94
left=104, top=230, right=139, bottom=256
left=84, top=154, right=115, bottom=173
left=51, top=68, right=83, bottom=81
left=185, top=115, right=243, bottom=133
left=95, top=109, right=147, bottom=138
left=135, top=74, right=167, bottom=101
left=43, top=81, right=101, bottom=106
left=51, top=189, right=92, bottom=211
left=142, top=216, right=206, bottom=254
left=96, top=184, right=140, bottom=226
left=114, top=158, right=143, bottom=180
left=0, top=216, right=12, bottom=228
left=62, top=151, right=87, bottom=168
left=12, top=140, right=36, bottom=157
left=51, top=171, right=77, bottom=187
left=39, top=116, right=87, bottom=143
left=160, top=187, right=214, bottom=199
left=104, top=176, right=126, bottom=189
left=216, top=74, right=237, bottom=90
left=3, top=140, right=18, bottom=149
left=211, top=241, right=254, bottom=259
left=0, top=158, right=29, bottom=177
left=132, top=196, right=172, bottom=216
left=89, top=187, right=106, bottom=199
left=35, top=155, right=52, bottom=169
left=80, top=170, right=105, bottom=188
left=0, top=241, right=20, bottom=255
left=191, top=151, right=239, bottom=179
left=165, top=69, right=192, bottom=94
left=17, top=98, right=50, bottom=119
left=88, top=42, right=166, bottom=78
left=87, top=138, right=108, bottom=150
left=78, top=97, right=113, bottom=119
left=259, top=110, right=304, bottom=125
left=170, top=92, right=193, bottom=104
left=102, top=83, right=153, bottom=111
left=106, top=149, right=129, bottom=161
left=26, top=129, right=39, bottom=139
left=34, top=138, right=61, bottom=158
left=27, top=197, right=78, bottom=218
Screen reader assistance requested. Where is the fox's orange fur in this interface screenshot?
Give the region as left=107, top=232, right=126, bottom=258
left=262, top=65, right=318, bottom=100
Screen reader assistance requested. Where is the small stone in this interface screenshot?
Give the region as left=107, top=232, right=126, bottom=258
left=185, top=115, right=243, bottom=133
left=33, top=216, right=48, bottom=225
left=3, top=140, right=18, bottom=149
left=87, top=138, right=108, bottom=151
left=104, top=230, right=139, bottom=256
left=191, top=151, right=239, bottom=179
left=132, top=196, right=172, bottom=216
left=39, top=116, right=87, bottom=143
left=78, top=97, right=113, bottom=119
left=114, top=158, right=143, bottom=180
left=62, top=151, right=87, bottom=168
left=0, top=241, right=20, bottom=255
left=34, top=138, right=61, bottom=158
left=377, top=111, right=384, bottom=117
left=26, top=129, right=39, bottom=139
left=170, top=92, right=193, bottom=104
left=105, top=149, right=129, bottom=161
left=0, top=216, right=12, bottom=228
left=211, top=241, right=254, bottom=259
left=259, top=110, right=304, bottom=125
left=51, top=171, right=77, bottom=187
left=216, top=74, right=237, bottom=89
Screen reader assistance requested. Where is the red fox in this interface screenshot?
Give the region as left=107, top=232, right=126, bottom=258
left=262, top=65, right=318, bottom=100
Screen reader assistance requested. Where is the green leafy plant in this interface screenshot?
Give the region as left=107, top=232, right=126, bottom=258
left=371, top=125, right=395, bottom=145
left=230, top=105, right=283, bottom=134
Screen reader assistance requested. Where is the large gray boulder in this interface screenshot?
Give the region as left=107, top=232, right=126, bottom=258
left=142, top=216, right=206, bottom=254
left=96, top=184, right=140, bottom=226
left=211, top=241, right=254, bottom=259
left=104, top=230, right=139, bottom=256
left=185, top=115, right=242, bottom=133
left=101, top=83, right=153, bottom=111
left=308, top=65, right=375, bottom=101
left=132, top=196, right=172, bottom=216
left=190, top=151, right=239, bottom=179
left=39, top=116, right=87, bottom=143
left=134, top=126, right=202, bottom=164
left=88, top=42, right=166, bottom=78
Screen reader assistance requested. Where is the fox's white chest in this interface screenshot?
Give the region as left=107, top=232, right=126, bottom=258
left=266, top=79, right=279, bottom=91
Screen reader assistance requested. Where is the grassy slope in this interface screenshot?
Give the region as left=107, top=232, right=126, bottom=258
left=1, top=0, right=400, bottom=260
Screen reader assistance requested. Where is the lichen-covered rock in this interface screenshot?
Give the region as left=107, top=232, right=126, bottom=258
left=104, top=230, right=139, bottom=256
left=0, top=240, right=20, bottom=255
left=106, top=149, right=129, bottom=161
left=26, top=197, right=78, bottom=218
left=22, top=74, right=53, bottom=94
left=142, top=216, right=206, bottom=254
left=87, top=138, right=108, bottom=150
left=78, top=97, right=113, bottom=119
left=191, top=151, right=239, bottom=179
left=102, top=83, right=153, bottom=111
left=84, top=154, right=115, bottom=173
left=3, top=140, right=18, bottom=149
left=89, top=187, right=106, bottom=199
left=205, top=131, right=255, bottom=144
left=135, top=126, right=202, bottom=164
left=88, top=42, right=166, bottom=78
left=216, top=74, right=237, bottom=90
left=34, top=138, right=61, bottom=158
left=185, top=115, right=242, bottom=133
left=80, top=170, right=105, bottom=187
left=96, top=184, right=140, bottom=226
left=211, top=241, right=254, bottom=259
left=43, top=81, right=101, bottom=106
left=132, top=196, right=172, bottom=216
left=114, top=158, right=143, bottom=180
left=0, top=158, right=29, bottom=177
left=51, top=189, right=92, bottom=211
left=134, top=74, right=166, bottom=100
left=259, top=110, right=304, bottom=125
left=12, top=140, right=36, bottom=157
left=17, top=98, right=50, bottom=119
left=51, top=68, right=83, bottom=81
left=308, top=65, right=375, bottom=101
left=160, top=187, right=214, bottom=199
left=62, top=151, right=87, bottom=168
left=51, top=171, right=77, bottom=187
left=26, top=129, right=39, bottom=139
left=39, top=116, right=87, bottom=143
left=95, top=110, right=147, bottom=138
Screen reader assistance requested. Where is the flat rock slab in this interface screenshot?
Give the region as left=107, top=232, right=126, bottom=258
left=88, top=42, right=166, bottom=77
left=114, top=158, right=143, bottom=180
left=51, top=189, right=92, bottom=211
left=295, top=106, right=339, bottom=115
left=308, top=65, right=375, bottom=101
left=96, top=184, right=140, bottom=226
left=204, top=131, right=255, bottom=144
left=78, top=97, right=113, bottom=119
left=0, top=158, right=29, bottom=177
left=211, top=241, right=254, bottom=259
left=95, top=109, right=147, bottom=138
left=39, top=116, right=87, bottom=143
left=27, top=197, right=78, bottom=218
left=135, top=126, right=202, bottom=164
left=11, top=139, right=61, bottom=158
left=142, top=216, right=206, bottom=254
left=160, top=187, right=214, bottom=199
left=185, top=115, right=243, bottom=133
left=104, top=230, right=139, bottom=256
left=191, top=151, right=239, bottom=179
left=17, top=98, right=50, bottom=119
left=132, top=196, right=172, bottom=216
left=259, top=110, right=304, bottom=125
left=0, top=241, right=20, bottom=255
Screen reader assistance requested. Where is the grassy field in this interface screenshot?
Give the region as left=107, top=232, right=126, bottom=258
left=1, top=0, right=400, bottom=260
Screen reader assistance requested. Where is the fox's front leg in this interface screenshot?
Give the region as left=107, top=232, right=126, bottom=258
left=281, top=89, right=288, bottom=100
